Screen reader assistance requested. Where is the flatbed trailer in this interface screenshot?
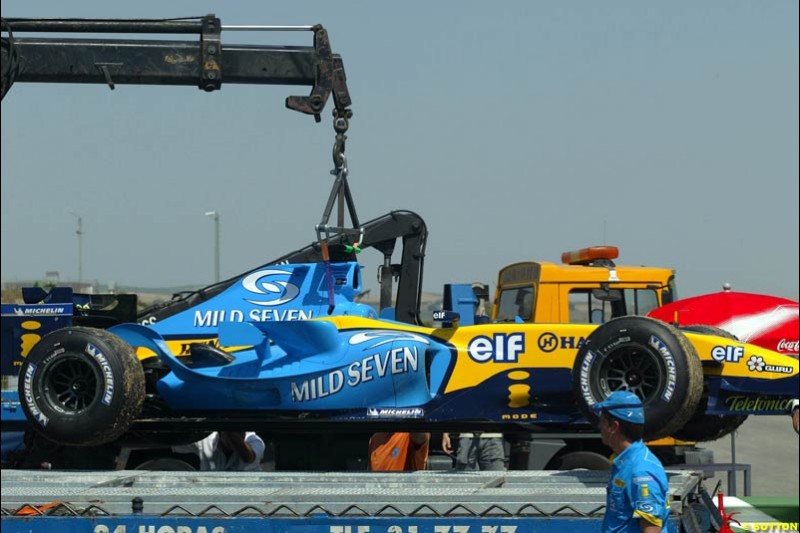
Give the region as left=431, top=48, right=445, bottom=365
left=1, top=470, right=715, bottom=533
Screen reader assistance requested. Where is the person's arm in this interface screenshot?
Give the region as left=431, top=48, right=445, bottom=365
left=219, top=431, right=260, bottom=464
left=244, top=432, right=266, bottom=464
left=410, top=432, right=429, bottom=446
left=639, top=520, right=661, bottom=533
left=791, top=400, right=799, bottom=434
left=442, top=433, right=454, bottom=455
left=631, top=471, right=666, bottom=533
left=172, top=435, right=206, bottom=455
left=408, top=433, right=430, bottom=471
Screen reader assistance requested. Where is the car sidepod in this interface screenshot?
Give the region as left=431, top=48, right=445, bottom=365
left=139, top=319, right=439, bottom=414
left=422, top=323, right=584, bottom=424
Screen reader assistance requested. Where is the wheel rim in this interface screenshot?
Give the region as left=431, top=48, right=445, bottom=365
left=42, top=355, right=101, bottom=413
left=598, top=346, right=665, bottom=403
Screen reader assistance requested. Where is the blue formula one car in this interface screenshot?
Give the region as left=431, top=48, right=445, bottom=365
left=16, top=256, right=799, bottom=447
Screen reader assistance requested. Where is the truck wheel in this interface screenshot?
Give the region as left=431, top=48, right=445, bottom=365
left=125, top=430, right=211, bottom=447
left=134, top=457, right=197, bottom=471
left=572, top=316, right=703, bottom=440
left=546, top=451, right=611, bottom=471
left=18, top=327, right=145, bottom=446
left=671, top=325, right=748, bottom=442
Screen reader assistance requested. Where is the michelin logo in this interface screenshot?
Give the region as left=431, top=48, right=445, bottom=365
left=86, top=343, right=115, bottom=406
left=23, top=364, right=49, bottom=427
left=13, top=306, right=67, bottom=316
left=367, top=407, right=425, bottom=418
left=649, top=336, right=677, bottom=401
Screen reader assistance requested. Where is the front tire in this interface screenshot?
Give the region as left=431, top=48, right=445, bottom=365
left=19, top=327, right=145, bottom=446
left=572, top=316, right=703, bottom=440
left=546, top=450, right=611, bottom=471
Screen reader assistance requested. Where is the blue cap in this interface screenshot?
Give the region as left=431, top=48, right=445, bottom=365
left=592, top=391, right=645, bottom=424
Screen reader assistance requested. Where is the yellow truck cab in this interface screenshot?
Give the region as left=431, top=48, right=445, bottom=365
left=488, top=246, right=703, bottom=467
left=493, top=246, right=677, bottom=325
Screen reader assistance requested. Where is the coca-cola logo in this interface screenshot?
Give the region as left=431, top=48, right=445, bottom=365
left=777, top=338, right=799, bottom=353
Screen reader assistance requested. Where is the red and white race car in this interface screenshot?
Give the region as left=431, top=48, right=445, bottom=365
left=648, top=289, right=799, bottom=358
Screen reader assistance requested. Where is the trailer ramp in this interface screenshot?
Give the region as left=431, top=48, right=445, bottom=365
left=1, top=469, right=710, bottom=533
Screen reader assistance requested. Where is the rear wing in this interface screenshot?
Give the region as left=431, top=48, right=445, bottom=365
left=1, top=287, right=139, bottom=376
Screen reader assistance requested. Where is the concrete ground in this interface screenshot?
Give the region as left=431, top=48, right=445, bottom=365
left=701, top=415, right=799, bottom=497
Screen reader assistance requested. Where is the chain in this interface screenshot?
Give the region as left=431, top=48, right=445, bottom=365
left=1, top=19, right=21, bottom=100
left=331, top=107, right=353, bottom=174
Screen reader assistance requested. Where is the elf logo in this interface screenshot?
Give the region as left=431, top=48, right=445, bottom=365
left=468, top=333, right=525, bottom=363
left=711, top=345, right=745, bottom=363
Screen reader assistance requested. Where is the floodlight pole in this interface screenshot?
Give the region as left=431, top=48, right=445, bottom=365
left=205, top=211, right=220, bottom=283
left=69, top=212, right=84, bottom=283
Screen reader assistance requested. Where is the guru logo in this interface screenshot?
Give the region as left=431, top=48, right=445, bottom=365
left=242, top=269, right=300, bottom=306
left=746, top=355, right=793, bottom=374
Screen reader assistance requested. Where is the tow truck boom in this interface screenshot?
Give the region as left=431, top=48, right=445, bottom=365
left=1, top=14, right=351, bottom=120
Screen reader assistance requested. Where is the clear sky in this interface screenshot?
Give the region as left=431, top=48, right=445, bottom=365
left=2, top=1, right=798, bottom=300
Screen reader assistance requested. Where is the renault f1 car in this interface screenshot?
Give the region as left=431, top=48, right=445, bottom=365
left=17, top=259, right=799, bottom=447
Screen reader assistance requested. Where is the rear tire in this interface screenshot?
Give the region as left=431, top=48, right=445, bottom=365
left=547, top=450, right=611, bottom=471
left=572, top=316, right=703, bottom=440
left=672, top=325, right=749, bottom=442
left=134, top=457, right=197, bottom=471
left=19, top=327, right=145, bottom=446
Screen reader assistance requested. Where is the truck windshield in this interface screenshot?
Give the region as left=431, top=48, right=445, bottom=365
left=624, top=288, right=659, bottom=316
left=568, top=288, right=659, bottom=324
left=496, top=287, right=534, bottom=321
left=665, top=278, right=678, bottom=304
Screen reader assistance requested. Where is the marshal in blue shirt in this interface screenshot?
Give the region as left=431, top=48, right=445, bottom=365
left=604, top=439, right=670, bottom=532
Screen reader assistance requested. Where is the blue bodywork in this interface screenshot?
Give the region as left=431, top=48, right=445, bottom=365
left=4, top=268, right=797, bottom=435
left=142, top=261, right=376, bottom=342
left=1, top=391, right=26, bottom=465
left=113, top=322, right=442, bottom=413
